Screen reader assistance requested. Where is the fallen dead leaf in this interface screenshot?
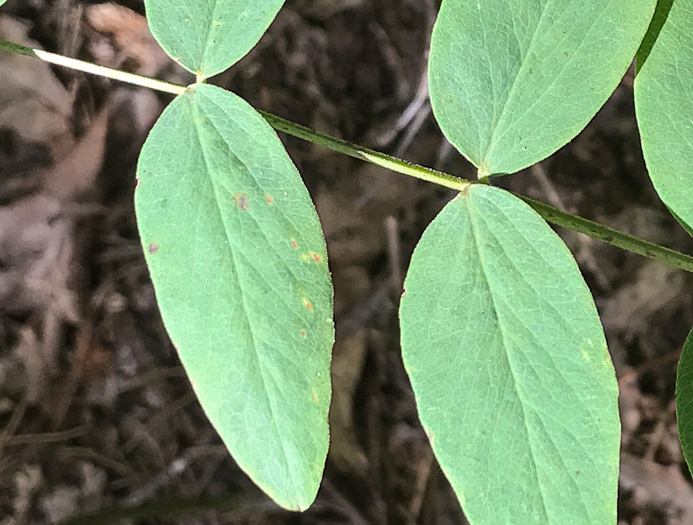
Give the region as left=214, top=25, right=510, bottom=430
left=86, top=3, right=170, bottom=76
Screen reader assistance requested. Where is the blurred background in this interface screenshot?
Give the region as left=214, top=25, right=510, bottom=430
left=1, top=1, right=693, bottom=523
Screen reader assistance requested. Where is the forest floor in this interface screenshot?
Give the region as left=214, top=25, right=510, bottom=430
left=1, top=1, right=693, bottom=524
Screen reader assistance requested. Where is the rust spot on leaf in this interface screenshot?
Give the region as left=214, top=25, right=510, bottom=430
left=148, top=242, right=160, bottom=254
left=302, top=298, right=313, bottom=313
left=291, top=238, right=299, bottom=249
left=233, top=193, right=249, bottom=210
left=300, top=251, right=323, bottom=264
left=265, top=194, right=274, bottom=205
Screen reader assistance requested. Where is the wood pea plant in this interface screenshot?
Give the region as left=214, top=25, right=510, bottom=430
left=2, top=0, right=693, bottom=523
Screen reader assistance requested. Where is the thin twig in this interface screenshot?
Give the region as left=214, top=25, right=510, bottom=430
left=60, top=493, right=275, bottom=525
left=2, top=426, right=88, bottom=446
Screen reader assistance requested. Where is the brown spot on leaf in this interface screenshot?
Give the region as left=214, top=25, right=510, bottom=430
left=233, top=193, right=249, bottom=211
left=300, top=330, right=307, bottom=338
left=313, top=393, right=319, bottom=403
left=310, top=252, right=321, bottom=264
left=302, top=298, right=313, bottom=313
left=291, top=238, right=299, bottom=249
left=265, top=194, right=274, bottom=205
left=148, top=242, right=160, bottom=254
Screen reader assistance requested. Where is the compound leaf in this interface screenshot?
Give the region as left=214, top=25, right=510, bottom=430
left=144, top=0, right=285, bottom=79
left=429, top=0, right=656, bottom=177
left=677, top=326, right=693, bottom=476
left=400, top=185, right=620, bottom=524
left=136, top=84, right=333, bottom=511
left=635, top=0, right=693, bottom=234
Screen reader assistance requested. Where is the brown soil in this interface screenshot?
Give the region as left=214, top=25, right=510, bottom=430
left=1, top=1, right=692, bottom=524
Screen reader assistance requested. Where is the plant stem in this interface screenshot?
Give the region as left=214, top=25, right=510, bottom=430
left=2, top=38, right=693, bottom=273
left=0, top=40, right=185, bottom=95
left=258, top=111, right=469, bottom=191
left=258, top=118, right=693, bottom=273
left=521, top=197, right=693, bottom=273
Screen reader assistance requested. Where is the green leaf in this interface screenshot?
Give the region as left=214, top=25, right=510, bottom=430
left=635, top=0, right=693, bottom=234
left=135, top=84, right=333, bottom=511
left=429, top=0, right=656, bottom=177
left=400, top=185, right=620, bottom=524
left=677, top=326, right=693, bottom=476
left=144, top=0, right=285, bottom=79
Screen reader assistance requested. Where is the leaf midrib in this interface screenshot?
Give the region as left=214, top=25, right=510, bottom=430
left=481, top=1, right=553, bottom=164
left=482, top=0, right=607, bottom=169
left=464, top=194, right=550, bottom=522
left=190, top=94, right=301, bottom=505
left=465, top=190, right=596, bottom=522
left=198, top=0, right=221, bottom=77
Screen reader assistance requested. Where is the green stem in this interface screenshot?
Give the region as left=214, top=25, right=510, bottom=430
left=258, top=111, right=470, bottom=191
left=2, top=38, right=693, bottom=273
left=260, top=118, right=693, bottom=273
left=521, top=197, right=693, bottom=273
